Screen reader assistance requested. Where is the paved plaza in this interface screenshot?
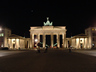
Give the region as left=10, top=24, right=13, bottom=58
left=0, top=50, right=24, bottom=57
left=0, top=49, right=96, bottom=72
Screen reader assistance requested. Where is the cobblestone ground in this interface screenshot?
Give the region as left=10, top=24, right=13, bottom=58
left=0, top=49, right=96, bottom=72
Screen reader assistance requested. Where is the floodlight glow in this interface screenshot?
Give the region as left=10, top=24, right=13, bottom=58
left=35, top=39, right=38, bottom=42
left=0, top=27, right=2, bottom=31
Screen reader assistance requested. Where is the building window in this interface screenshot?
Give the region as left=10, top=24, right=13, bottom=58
left=2, top=33, right=4, bottom=36
left=1, top=44, right=3, bottom=47
left=92, top=33, right=96, bottom=36
left=80, top=40, right=82, bottom=42
left=92, top=44, right=95, bottom=48
left=0, top=33, right=4, bottom=37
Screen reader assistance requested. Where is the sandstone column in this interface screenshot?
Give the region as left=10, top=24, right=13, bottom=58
left=57, top=34, right=60, bottom=48
left=87, top=38, right=89, bottom=48
left=10, top=38, right=11, bottom=48
left=8, top=39, right=10, bottom=48
left=19, top=38, right=20, bottom=48
left=75, top=38, right=76, bottom=47
left=64, top=33, right=66, bottom=48
left=30, top=34, right=32, bottom=48
left=86, top=38, right=88, bottom=48
left=51, top=34, right=54, bottom=48
left=7, top=38, right=8, bottom=47
left=32, top=34, right=34, bottom=48
left=43, top=34, right=46, bottom=48
left=37, top=34, right=40, bottom=48
left=37, top=34, right=40, bottom=43
left=15, top=39, right=16, bottom=49
left=79, top=38, right=80, bottom=49
left=84, top=38, right=85, bottom=48
left=10, top=39, right=12, bottom=49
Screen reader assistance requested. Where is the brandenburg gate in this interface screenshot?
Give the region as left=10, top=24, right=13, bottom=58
left=29, top=17, right=67, bottom=48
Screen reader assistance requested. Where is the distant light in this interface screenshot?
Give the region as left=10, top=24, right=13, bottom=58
left=0, top=27, right=2, bottom=31
left=92, top=44, right=94, bottom=46
left=1, top=44, right=3, bottom=47
left=0, top=33, right=4, bottom=37
left=92, top=29, right=94, bottom=31
left=35, top=39, right=38, bottom=42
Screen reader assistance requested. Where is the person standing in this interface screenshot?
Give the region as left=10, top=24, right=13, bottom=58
left=69, top=46, right=72, bottom=53
left=44, top=46, right=48, bottom=53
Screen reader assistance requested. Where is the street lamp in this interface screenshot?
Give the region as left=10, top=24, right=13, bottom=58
left=35, top=39, right=38, bottom=42
left=35, top=39, right=38, bottom=48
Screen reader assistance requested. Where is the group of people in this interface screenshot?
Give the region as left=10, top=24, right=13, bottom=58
left=37, top=42, right=72, bottom=53
left=37, top=42, right=48, bottom=53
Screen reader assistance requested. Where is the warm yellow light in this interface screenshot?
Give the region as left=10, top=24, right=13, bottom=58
left=76, top=38, right=79, bottom=41
left=92, top=29, right=94, bottom=30
left=80, top=38, right=84, bottom=40
left=35, top=39, right=38, bottom=42
left=12, top=39, right=15, bottom=42
left=16, top=39, right=19, bottom=41
left=0, top=28, right=2, bottom=31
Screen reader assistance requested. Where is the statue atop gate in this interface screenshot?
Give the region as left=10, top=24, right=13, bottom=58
left=44, top=17, right=53, bottom=26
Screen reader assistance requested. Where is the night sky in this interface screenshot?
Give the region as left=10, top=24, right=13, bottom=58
left=0, top=0, right=96, bottom=38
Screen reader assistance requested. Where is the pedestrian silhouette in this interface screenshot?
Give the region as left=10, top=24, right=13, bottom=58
left=44, top=46, right=48, bottom=53
left=69, top=47, right=71, bottom=53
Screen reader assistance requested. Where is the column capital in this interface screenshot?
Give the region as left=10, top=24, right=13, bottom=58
left=43, top=33, right=46, bottom=35
left=62, top=33, right=65, bottom=34
left=37, top=34, right=40, bottom=43
left=51, top=33, right=53, bottom=35
left=57, top=34, right=60, bottom=48
left=32, top=34, right=34, bottom=38
left=38, top=33, right=40, bottom=35
left=62, top=34, right=65, bottom=48
left=57, top=33, right=60, bottom=35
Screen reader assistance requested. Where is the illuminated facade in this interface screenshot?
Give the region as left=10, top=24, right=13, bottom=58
left=85, top=27, right=96, bottom=48
left=0, top=28, right=11, bottom=47
left=7, top=34, right=25, bottom=49
left=70, top=34, right=90, bottom=49
left=66, top=27, right=96, bottom=49
left=0, top=28, right=30, bottom=49
left=29, top=17, right=67, bottom=48
left=1, top=18, right=96, bottom=49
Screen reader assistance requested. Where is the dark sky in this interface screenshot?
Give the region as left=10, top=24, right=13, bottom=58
left=0, top=0, right=96, bottom=38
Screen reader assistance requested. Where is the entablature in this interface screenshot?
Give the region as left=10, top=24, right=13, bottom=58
left=30, top=26, right=66, bottom=30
